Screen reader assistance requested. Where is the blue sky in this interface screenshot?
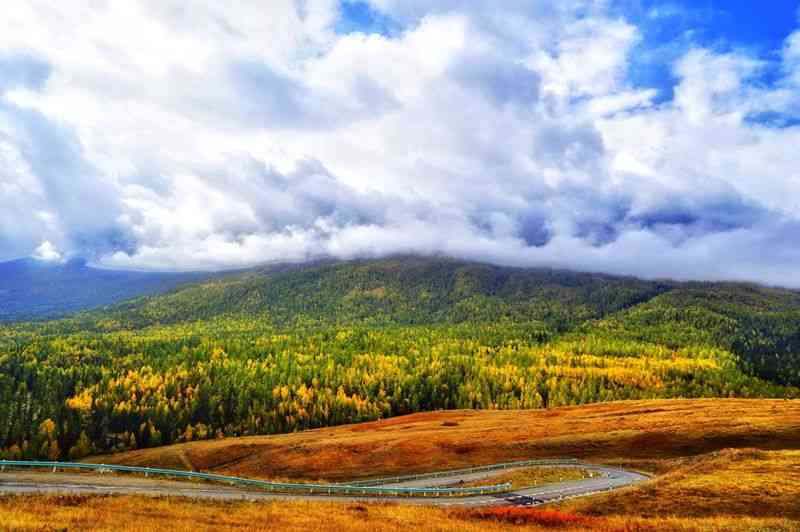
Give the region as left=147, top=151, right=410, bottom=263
left=337, top=1, right=400, bottom=35
left=340, top=1, right=800, bottom=45
left=628, top=0, right=799, bottom=50
left=617, top=1, right=800, bottom=101
left=2, top=1, right=800, bottom=285
left=338, top=1, right=800, bottom=103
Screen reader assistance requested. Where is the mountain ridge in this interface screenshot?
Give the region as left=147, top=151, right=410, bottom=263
left=0, top=257, right=214, bottom=322
left=4, top=255, right=799, bottom=387
left=66, top=255, right=798, bottom=387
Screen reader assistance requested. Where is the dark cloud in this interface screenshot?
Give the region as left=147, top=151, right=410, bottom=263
left=516, top=212, right=552, bottom=247
left=11, top=107, right=124, bottom=236
left=629, top=192, right=768, bottom=237
left=187, top=156, right=391, bottom=235
left=0, top=85, right=130, bottom=261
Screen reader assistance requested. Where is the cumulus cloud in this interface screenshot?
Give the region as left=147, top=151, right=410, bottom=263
left=32, top=240, right=62, bottom=262
left=1, top=1, right=800, bottom=286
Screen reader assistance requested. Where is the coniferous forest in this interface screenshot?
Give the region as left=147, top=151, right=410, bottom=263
left=1, top=257, right=799, bottom=460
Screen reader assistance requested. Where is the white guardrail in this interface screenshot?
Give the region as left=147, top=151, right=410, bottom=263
left=0, top=460, right=512, bottom=498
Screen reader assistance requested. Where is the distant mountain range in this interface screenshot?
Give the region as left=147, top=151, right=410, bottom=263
left=0, top=257, right=213, bottom=321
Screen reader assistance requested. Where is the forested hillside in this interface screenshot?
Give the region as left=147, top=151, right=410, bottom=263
left=1, top=256, right=799, bottom=461
left=588, top=284, right=800, bottom=386
left=90, top=256, right=670, bottom=329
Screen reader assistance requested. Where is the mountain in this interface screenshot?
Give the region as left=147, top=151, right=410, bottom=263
left=2, top=255, right=799, bottom=461
left=97, top=256, right=672, bottom=328
left=33, top=255, right=788, bottom=387
left=0, top=257, right=213, bottom=322
left=591, top=282, right=800, bottom=386
left=76, top=255, right=797, bottom=386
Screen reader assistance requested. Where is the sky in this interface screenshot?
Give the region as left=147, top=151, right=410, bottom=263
left=2, top=1, right=800, bottom=286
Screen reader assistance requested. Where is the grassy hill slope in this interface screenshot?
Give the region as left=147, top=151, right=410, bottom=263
left=3, top=400, right=798, bottom=531
left=33, top=398, right=792, bottom=531
left=90, top=398, right=800, bottom=481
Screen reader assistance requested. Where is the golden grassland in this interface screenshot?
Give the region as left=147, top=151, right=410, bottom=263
left=3, top=399, right=798, bottom=531
left=90, top=398, right=800, bottom=481
left=1, top=494, right=798, bottom=532
left=460, top=467, right=589, bottom=489
left=560, top=448, right=800, bottom=520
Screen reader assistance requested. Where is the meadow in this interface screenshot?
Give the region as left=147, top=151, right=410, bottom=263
left=2, top=494, right=797, bottom=532
left=89, top=399, right=800, bottom=481
left=2, top=399, right=799, bottom=531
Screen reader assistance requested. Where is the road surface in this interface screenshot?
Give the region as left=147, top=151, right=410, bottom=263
left=0, top=463, right=648, bottom=507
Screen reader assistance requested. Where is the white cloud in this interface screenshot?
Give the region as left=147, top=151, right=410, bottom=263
left=32, top=240, right=62, bottom=262
left=783, top=30, right=800, bottom=86
left=1, top=1, right=800, bottom=285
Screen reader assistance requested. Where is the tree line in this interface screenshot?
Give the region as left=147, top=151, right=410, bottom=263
left=0, top=319, right=795, bottom=460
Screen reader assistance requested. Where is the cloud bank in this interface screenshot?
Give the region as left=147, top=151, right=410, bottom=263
left=1, top=1, right=800, bottom=286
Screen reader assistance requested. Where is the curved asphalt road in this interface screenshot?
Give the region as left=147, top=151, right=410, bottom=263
left=0, top=463, right=648, bottom=507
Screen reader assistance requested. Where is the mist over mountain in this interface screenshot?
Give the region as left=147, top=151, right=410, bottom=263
left=3, top=2, right=800, bottom=286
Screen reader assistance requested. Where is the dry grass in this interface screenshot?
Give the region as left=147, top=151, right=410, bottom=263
left=1, top=494, right=798, bottom=532
left=560, top=448, right=800, bottom=520
left=7, top=399, right=796, bottom=531
left=91, top=399, right=800, bottom=482
left=0, top=495, right=505, bottom=532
